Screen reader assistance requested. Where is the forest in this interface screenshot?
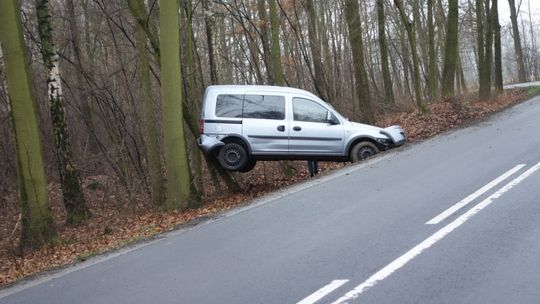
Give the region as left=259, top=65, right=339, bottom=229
left=0, top=0, right=539, bottom=285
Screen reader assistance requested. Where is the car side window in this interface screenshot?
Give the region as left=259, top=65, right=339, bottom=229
left=215, top=94, right=243, bottom=118
left=243, top=95, right=285, bottom=120
left=293, top=98, right=328, bottom=123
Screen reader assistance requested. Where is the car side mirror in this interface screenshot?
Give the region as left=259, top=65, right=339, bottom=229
left=327, top=111, right=340, bottom=125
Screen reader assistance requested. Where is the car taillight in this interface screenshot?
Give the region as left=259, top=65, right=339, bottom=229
left=199, top=119, right=204, bottom=134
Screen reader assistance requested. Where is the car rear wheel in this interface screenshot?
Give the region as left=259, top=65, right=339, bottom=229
left=350, top=141, right=379, bottom=163
left=218, top=143, right=249, bottom=171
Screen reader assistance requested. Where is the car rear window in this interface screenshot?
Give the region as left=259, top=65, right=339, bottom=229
left=243, top=95, right=285, bottom=120
left=215, top=94, right=243, bottom=118
left=215, top=94, right=285, bottom=120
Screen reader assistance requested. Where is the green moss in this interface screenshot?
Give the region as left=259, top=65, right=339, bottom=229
left=527, top=86, right=540, bottom=97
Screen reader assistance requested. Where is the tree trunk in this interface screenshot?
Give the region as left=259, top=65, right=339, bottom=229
left=479, top=0, right=493, bottom=99
left=160, top=0, right=194, bottom=210
left=203, top=0, right=218, bottom=84
left=376, top=0, right=395, bottom=104
left=441, top=0, right=459, bottom=97
left=257, top=0, right=275, bottom=84
left=127, top=0, right=160, bottom=62
left=427, top=0, right=438, bottom=99
left=66, top=0, right=98, bottom=155
left=508, top=0, right=527, bottom=82
left=132, top=4, right=165, bottom=208
left=36, top=0, right=89, bottom=224
left=0, top=0, right=56, bottom=250
left=394, top=0, right=427, bottom=113
left=476, top=0, right=487, bottom=98
left=268, top=0, right=284, bottom=86
left=344, top=0, right=375, bottom=124
left=305, top=0, right=329, bottom=102
left=493, top=0, right=503, bottom=92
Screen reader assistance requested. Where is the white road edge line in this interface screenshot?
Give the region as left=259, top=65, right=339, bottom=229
left=296, top=280, right=349, bottom=304
left=331, top=161, right=540, bottom=304
left=426, top=164, right=526, bottom=225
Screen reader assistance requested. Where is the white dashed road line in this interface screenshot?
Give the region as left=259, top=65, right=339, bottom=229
left=426, top=164, right=526, bottom=225
left=330, top=161, right=540, bottom=304
left=296, top=280, right=349, bottom=304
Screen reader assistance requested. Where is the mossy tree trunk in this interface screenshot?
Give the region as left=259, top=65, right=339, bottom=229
left=36, top=0, right=89, bottom=225
left=129, top=0, right=165, bottom=207
left=160, top=0, right=194, bottom=210
left=0, top=0, right=57, bottom=250
left=128, top=0, right=160, bottom=62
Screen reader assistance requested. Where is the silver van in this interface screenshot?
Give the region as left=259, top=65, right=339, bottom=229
left=198, top=85, right=405, bottom=172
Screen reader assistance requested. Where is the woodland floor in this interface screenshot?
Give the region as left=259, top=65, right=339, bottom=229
left=0, top=89, right=533, bottom=287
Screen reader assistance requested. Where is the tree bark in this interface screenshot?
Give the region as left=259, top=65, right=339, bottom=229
left=0, top=0, right=57, bottom=250
left=345, top=0, right=375, bottom=124
left=257, top=0, right=275, bottom=84
left=478, top=0, right=493, bottom=99
left=508, top=0, right=527, bottom=82
left=132, top=5, right=165, bottom=208
left=128, top=0, right=160, bottom=62
left=160, top=0, right=194, bottom=210
left=36, top=0, right=89, bottom=224
left=269, top=0, right=284, bottom=86
left=394, top=0, right=427, bottom=113
left=441, top=0, right=459, bottom=97
left=493, top=0, right=503, bottom=92
left=305, top=0, right=329, bottom=102
left=203, top=0, right=218, bottom=84
left=427, top=0, right=438, bottom=99
left=376, top=0, right=395, bottom=104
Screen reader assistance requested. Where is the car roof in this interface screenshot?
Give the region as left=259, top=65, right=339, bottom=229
left=205, top=85, right=320, bottom=100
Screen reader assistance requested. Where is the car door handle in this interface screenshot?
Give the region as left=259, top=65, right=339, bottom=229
left=277, top=125, right=285, bottom=132
left=293, top=126, right=302, bottom=131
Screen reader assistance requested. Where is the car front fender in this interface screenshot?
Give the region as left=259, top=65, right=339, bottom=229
left=381, top=125, right=406, bottom=146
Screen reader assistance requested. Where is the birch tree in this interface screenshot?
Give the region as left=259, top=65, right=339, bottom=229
left=36, top=0, right=89, bottom=224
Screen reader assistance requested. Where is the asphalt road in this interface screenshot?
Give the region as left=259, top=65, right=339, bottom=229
left=2, top=95, right=540, bottom=304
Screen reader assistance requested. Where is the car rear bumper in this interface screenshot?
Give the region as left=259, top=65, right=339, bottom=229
left=197, top=135, right=225, bottom=154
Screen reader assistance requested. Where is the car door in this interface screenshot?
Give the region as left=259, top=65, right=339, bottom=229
left=289, top=97, right=344, bottom=155
left=241, top=93, right=289, bottom=154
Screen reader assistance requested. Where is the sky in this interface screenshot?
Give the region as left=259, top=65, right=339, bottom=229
left=497, top=0, right=540, bottom=26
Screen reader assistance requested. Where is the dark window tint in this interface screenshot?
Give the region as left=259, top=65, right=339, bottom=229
left=243, top=95, right=285, bottom=120
left=215, top=94, right=243, bottom=118
left=293, top=98, right=328, bottom=123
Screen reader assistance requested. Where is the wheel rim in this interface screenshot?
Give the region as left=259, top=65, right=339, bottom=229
left=357, top=146, right=375, bottom=159
left=223, top=147, right=241, bottom=167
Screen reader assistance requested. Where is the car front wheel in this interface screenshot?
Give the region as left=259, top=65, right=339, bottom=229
left=350, top=141, right=379, bottom=163
left=218, top=142, right=249, bottom=171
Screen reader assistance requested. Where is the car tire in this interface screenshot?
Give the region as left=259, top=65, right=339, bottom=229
left=218, top=143, right=249, bottom=171
left=350, top=141, right=379, bottom=162
left=239, top=159, right=257, bottom=173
